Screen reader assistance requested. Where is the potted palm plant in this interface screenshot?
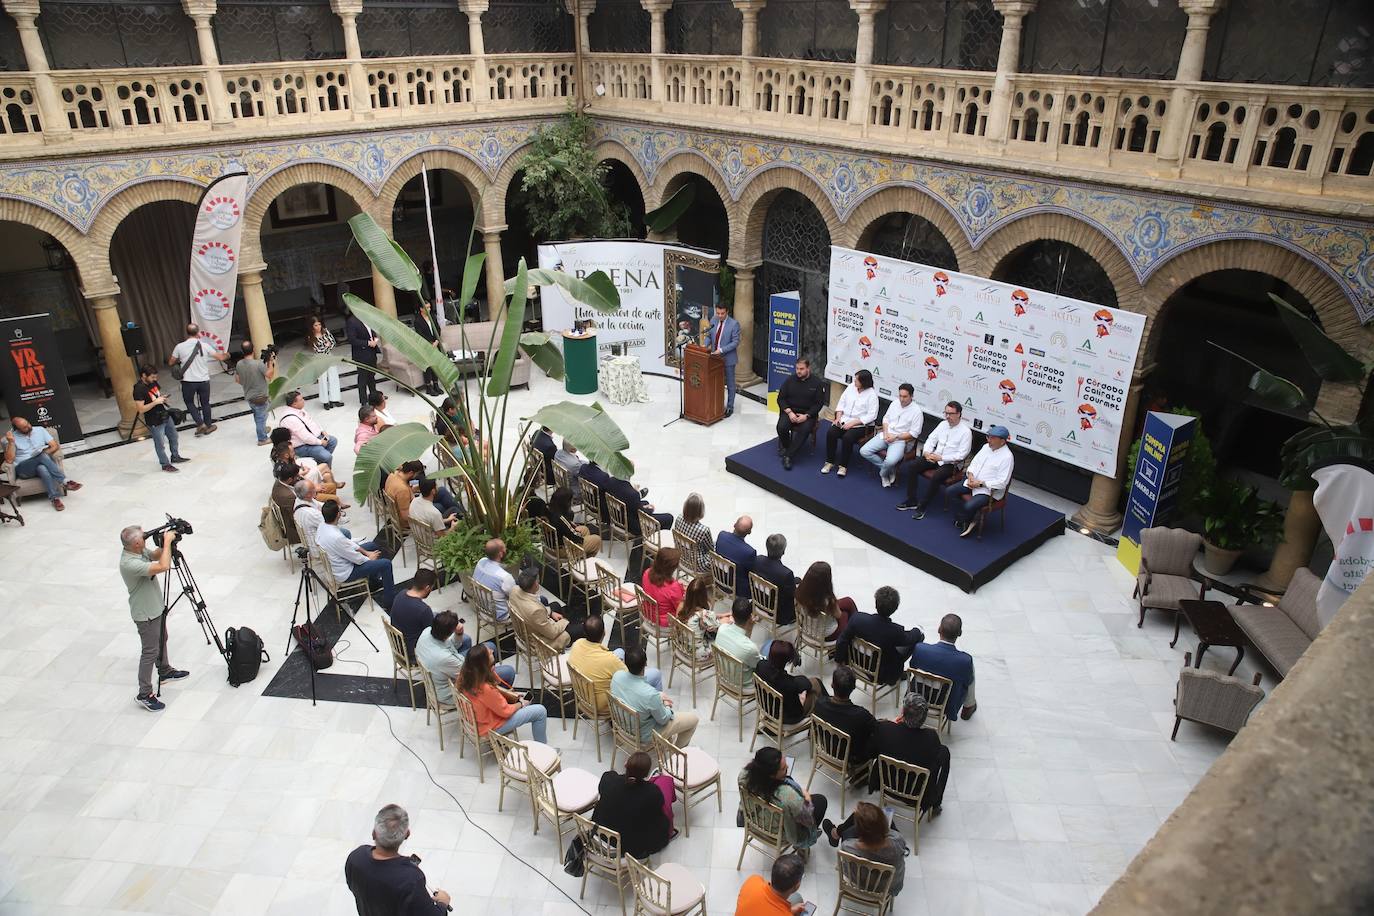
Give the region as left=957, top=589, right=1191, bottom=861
left=1197, top=478, right=1285, bottom=575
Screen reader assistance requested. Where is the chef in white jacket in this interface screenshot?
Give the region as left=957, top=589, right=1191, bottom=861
left=949, top=424, right=1014, bottom=537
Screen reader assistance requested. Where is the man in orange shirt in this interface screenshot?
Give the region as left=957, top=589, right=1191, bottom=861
left=736, top=854, right=808, bottom=915
left=383, top=460, right=424, bottom=531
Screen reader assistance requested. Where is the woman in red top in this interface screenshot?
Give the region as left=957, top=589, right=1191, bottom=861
left=640, top=547, right=685, bottom=626
left=457, top=644, right=549, bottom=743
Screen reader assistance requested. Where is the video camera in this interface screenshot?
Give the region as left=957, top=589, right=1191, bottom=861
left=145, top=514, right=193, bottom=547
left=260, top=343, right=279, bottom=363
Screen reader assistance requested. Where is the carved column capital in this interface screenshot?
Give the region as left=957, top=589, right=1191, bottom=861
left=328, top=0, right=364, bottom=15
left=847, top=0, right=888, bottom=17
left=640, top=0, right=673, bottom=12
left=458, top=0, right=491, bottom=15
left=179, top=0, right=218, bottom=19
left=991, top=0, right=1037, bottom=20
left=730, top=0, right=767, bottom=16
left=1178, top=0, right=1226, bottom=17
left=0, top=0, right=42, bottom=23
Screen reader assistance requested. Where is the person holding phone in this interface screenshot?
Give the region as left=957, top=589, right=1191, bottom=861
left=734, top=853, right=810, bottom=915
left=458, top=643, right=548, bottom=743
left=738, top=747, right=827, bottom=853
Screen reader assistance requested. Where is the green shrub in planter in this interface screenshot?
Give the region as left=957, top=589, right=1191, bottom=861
left=434, top=518, right=538, bottom=578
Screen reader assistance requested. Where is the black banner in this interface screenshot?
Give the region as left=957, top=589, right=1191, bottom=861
left=1, top=313, right=84, bottom=442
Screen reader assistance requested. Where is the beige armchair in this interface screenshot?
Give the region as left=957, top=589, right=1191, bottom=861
left=1228, top=568, right=1322, bottom=678
left=1, top=427, right=65, bottom=503
left=1134, top=526, right=1206, bottom=628
left=377, top=340, right=426, bottom=389
left=1172, top=651, right=1264, bottom=739
left=440, top=320, right=530, bottom=389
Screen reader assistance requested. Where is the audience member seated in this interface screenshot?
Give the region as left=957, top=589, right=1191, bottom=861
left=814, top=666, right=878, bottom=775
left=946, top=424, right=1014, bottom=539
left=578, top=460, right=614, bottom=525
left=909, top=612, right=977, bottom=720
left=821, top=802, right=910, bottom=897
left=271, top=462, right=303, bottom=545
left=409, top=478, right=458, bottom=534
left=714, top=515, right=757, bottom=598
left=752, top=534, right=799, bottom=627
left=738, top=747, right=826, bottom=852
left=602, top=473, right=672, bottom=535
left=473, top=538, right=518, bottom=621
left=415, top=611, right=516, bottom=706
left=716, top=598, right=762, bottom=686
left=755, top=640, right=825, bottom=724
left=416, top=466, right=462, bottom=520
left=389, top=569, right=440, bottom=658
left=509, top=566, right=583, bottom=650
left=835, top=587, right=923, bottom=684
left=435, top=397, right=468, bottom=446
left=278, top=389, right=338, bottom=465
left=549, top=486, right=605, bottom=560
left=795, top=561, right=856, bottom=643
left=4, top=416, right=81, bottom=511
left=567, top=615, right=664, bottom=714
left=821, top=369, right=877, bottom=478
left=531, top=426, right=556, bottom=479
left=677, top=576, right=727, bottom=661
left=384, top=460, right=424, bottom=532
left=640, top=548, right=686, bottom=625
left=554, top=439, right=588, bottom=477
left=354, top=406, right=382, bottom=454
left=344, top=804, right=450, bottom=915
left=611, top=646, right=700, bottom=747
left=317, top=500, right=396, bottom=609
left=459, top=643, right=548, bottom=743
left=671, top=492, right=713, bottom=563
left=368, top=390, right=397, bottom=427
left=865, top=693, right=949, bottom=814
left=592, top=751, right=677, bottom=858
left=292, top=479, right=335, bottom=547
left=735, top=854, right=808, bottom=916
left=270, top=432, right=343, bottom=503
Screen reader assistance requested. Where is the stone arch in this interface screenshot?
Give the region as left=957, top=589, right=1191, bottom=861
left=377, top=149, right=488, bottom=216
left=487, top=145, right=534, bottom=229
left=0, top=197, right=101, bottom=290
left=733, top=165, right=843, bottom=264
left=978, top=211, right=1143, bottom=313
left=1142, top=238, right=1369, bottom=364
left=646, top=150, right=733, bottom=215
left=85, top=179, right=204, bottom=283
left=844, top=184, right=974, bottom=270
left=242, top=162, right=376, bottom=261
left=593, top=140, right=651, bottom=206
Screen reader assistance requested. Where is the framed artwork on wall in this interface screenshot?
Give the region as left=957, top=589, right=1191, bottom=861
left=269, top=184, right=337, bottom=228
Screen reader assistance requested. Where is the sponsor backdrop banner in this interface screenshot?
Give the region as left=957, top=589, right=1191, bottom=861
left=538, top=241, right=720, bottom=376
left=767, top=291, right=801, bottom=413
left=0, top=313, right=84, bottom=442
left=1117, top=411, right=1197, bottom=572
left=826, top=245, right=1145, bottom=476
left=187, top=171, right=249, bottom=353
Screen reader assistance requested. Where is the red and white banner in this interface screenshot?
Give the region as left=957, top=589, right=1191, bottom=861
left=1312, top=461, right=1374, bottom=629
left=187, top=171, right=249, bottom=353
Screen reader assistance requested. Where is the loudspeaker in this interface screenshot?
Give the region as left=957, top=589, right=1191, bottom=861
left=121, top=324, right=146, bottom=357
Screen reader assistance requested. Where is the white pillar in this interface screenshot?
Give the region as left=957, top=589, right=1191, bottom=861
left=179, top=0, right=233, bottom=126
left=729, top=262, right=761, bottom=385
left=732, top=0, right=765, bottom=112
left=459, top=0, right=490, bottom=102
left=330, top=0, right=372, bottom=117
left=1, top=0, right=70, bottom=140
left=1158, top=0, right=1227, bottom=164
left=848, top=0, right=886, bottom=126
left=642, top=0, right=671, bottom=102
left=985, top=0, right=1036, bottom=143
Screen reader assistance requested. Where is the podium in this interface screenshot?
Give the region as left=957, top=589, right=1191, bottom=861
left=682, top=344, right=725, bottom=425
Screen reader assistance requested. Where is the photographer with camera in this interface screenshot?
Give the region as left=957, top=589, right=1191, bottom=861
left=132, top=365, right=189, bottom=473
left=120, top=523, right=190, bottom=711
left=234, top=340, right=275, bottom=446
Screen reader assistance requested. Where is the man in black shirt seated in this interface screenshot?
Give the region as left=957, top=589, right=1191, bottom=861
left=387, top=569, right=438, bottom=659
left=866, top=693, right=950, bottom=815
left=835, top=586, right=923, bottom=684
left=775, top=357, right=828, bottom=470
left=814, top=666, right=878, bottom=778
left=344, top=804, right=451, bottom=914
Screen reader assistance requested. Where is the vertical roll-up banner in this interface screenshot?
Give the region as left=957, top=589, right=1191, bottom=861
left=1117, top=411, right=1197, bottom=573
left=187, top=171, right=250, bottom=353
left=767, top=291, right=800, bottom=413
left=0, top=313, right=84, bottom=443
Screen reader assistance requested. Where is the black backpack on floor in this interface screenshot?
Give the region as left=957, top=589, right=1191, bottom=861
left=225, top=627, right=269, bottom=686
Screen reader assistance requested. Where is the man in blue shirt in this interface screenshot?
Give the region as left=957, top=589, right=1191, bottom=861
left=610, top=646, right=699, bottom=746
left=909, top=613, right=977, bottom=719
left=473, top=538, right=516, bottom=621
left=714, top=515, right=757, bottom=598
left=4, top=417, right=82, bottom=510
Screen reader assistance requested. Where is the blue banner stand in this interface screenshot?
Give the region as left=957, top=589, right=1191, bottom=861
left=1118, top=410, right=1198, bottom=573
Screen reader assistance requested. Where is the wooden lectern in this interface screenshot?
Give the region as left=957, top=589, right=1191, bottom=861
left=682, top=344, right=725, bottom=425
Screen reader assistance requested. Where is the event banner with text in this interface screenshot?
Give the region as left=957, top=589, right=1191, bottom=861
left=826, top=246, right=1145, bottom=476
left=538, top=240, right=720, bottom=376
left=1, top=313, right=84, bottom=443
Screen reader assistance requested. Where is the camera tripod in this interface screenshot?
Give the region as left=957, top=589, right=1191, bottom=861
left=287, top=548, right=378, bottom=706
left=158, top=542, right=225, bottom=696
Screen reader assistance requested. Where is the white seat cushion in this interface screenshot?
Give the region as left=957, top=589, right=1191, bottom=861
left=553, top=767, right=600, bottom=812
left=504, top=740, right=560, bottom=781
left=542, top=654, right=574, bottom=686
left=682, top=747, right=720, bottom=789
left=644, top=862, right=706, bottom=914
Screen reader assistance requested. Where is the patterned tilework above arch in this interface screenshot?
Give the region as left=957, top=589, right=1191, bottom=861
left=593, top=121, right=1374, bottom=322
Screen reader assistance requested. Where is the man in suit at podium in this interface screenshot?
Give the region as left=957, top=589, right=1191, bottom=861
left=704, top=304, right=741, bottom=417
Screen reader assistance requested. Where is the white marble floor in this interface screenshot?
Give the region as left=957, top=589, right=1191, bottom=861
left=0, top=368, right=1248, bottom=915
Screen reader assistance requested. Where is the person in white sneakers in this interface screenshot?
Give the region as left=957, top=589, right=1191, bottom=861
left=821, top=369, right=878, bottom=478
left=897, top=400, right=973, bottom=518
left=858, top=383, right=923, bottom=488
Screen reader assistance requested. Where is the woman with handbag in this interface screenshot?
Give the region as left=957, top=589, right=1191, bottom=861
left=307, top=314, right=343, bottom=408
left=591, top=751, right=676, bottom=858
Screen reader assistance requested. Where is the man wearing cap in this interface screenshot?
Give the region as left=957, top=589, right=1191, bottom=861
left=946, top=425, right=1014, bottom=538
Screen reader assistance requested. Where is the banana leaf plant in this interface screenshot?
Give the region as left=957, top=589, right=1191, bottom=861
left=268, top=210, right=632, bottom=538
left=1211, top=294, right=1374, bottom=490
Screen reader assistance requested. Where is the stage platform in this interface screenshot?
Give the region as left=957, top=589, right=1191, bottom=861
left=725, top=427, right=1066, bottom=592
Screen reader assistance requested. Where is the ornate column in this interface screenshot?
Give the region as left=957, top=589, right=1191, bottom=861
left=1071, top=370, right=1150, bottom=535
left=848, top=0, right=887, bottom=127
left=481, top=227, right=507, bottom=319
left=238, top=264, right=274, bottom=349
left=728, top=262, right=761, bottom=385
left=179, top=0, right=233, bottom=126
left=732, top=0, right=764, bottom=112
left=1258, top=489, right=1321, bottom=590
left=1158, top=0, right=1226, bottom=164
left=372, top=266, right=398, bottom=318
left=86, top=287, right=138, bottom=425
left=985, top=0, right=1036, bottom=143
left=575, top=0, right=596, bottom=56
left=642, top=0, right=672, bottom=103
left=1, top=0, right=70, bottom=141
left=459, top=0, right=490, bottom=102
left=329, top=0, right=372, bottom=118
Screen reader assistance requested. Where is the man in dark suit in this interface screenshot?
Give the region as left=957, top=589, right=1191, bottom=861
left=909, top=612, right=977, bottom=719
left=714, top=515, right=757, bottom=598
left=814, top=666, right=877, bottom=772
left=775, top=357, right=827, bottom=470
left=704, top=303, right=741, bottom=417
left=579, top=461, right=614, bottom=526
left=835, top=586, right=923, bottom=684
left=751, top=533, right=798, bottom=626
left=345, top=305, right=381, bottom=406
left=866, top=694, right=949, bottom=814
left=603, top=474, right=671, bottom=536
left=531, top=426, right=556, bottom=481
left=414, top=300, right=443, bottom=396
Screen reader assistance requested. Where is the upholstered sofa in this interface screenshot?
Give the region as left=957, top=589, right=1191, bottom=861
left=1228, top=567, right=1322, bottom=678
left=1, top=427, right=66, bottom=503
left=377, top=319, right=530, bottom=391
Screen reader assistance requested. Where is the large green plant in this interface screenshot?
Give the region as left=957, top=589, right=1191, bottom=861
left=1197, top=478, right=1285, bottom=551
left=1212, top=294, right=1374, bottom=490
left=520, top=108, right=632, bottom=241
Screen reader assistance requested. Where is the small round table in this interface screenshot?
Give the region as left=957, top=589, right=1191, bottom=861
left=600, top=355, right=650, bottom=405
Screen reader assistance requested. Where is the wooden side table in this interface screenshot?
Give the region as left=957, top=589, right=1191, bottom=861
left=0, top=483, right=23, bottom=526
left=1173, top=599, right=1246, bottom=676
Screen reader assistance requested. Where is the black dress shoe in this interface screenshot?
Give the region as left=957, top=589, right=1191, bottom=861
left=724, top=408, right=733, bottom=417
left=782, top=456, right=792, bottom=470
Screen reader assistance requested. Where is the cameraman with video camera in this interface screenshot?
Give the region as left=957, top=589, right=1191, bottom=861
left=120, top=523, right=190, bottom=711
left=234, top=339, right=276, bottom=446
